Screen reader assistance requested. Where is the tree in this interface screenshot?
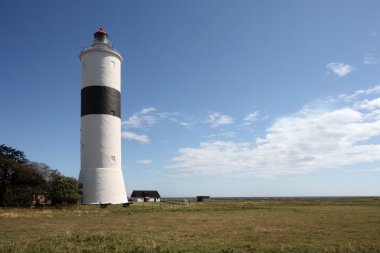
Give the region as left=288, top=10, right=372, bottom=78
left=0, top=144, right=28, bottom=205
left=0, top=144, right=28, bottom=163
left=28, top=162, right=60, bottom=192
left=9, top=162, right=46, bottom=204
left=50, top=175, right=81, bottom=205
left=1, top=144, right=81, bottom=206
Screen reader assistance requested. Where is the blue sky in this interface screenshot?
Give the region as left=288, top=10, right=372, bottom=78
left=1, top=1, right=380, bottom=197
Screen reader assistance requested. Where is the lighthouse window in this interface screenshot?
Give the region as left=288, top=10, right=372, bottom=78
left=111, top=156, right=116, bottom=163
left=82, top=61, right=86, bottom=69
left=110, top=61, right=115, bottom=68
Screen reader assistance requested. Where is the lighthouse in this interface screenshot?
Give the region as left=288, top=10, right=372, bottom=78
left=78, top=28, right=128, bottom=204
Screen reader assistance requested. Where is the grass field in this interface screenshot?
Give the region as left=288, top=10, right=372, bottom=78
left=1, top=198, right=380, bottom=252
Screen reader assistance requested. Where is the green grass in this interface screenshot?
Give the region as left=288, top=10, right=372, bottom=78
left=1, top=198, right=380, bottom=252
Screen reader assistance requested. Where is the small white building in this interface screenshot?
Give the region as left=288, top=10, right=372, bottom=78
left=131, top=190, right=161, bottom=202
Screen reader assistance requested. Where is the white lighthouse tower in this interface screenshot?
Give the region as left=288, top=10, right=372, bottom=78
left=79, top=28, right=128, bottom=204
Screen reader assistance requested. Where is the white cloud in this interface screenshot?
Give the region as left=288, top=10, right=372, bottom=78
left=121, top=131, right=149, bottom=144
left=255, top=137, right=266, bottom=145
left=123, top=108, right=194, bottom=130
left=243, top=112, right=259, bottom=125
left=122, top=107, right=157, bottom=129
left=208, top=112, right=234, bottom=128
left=363, top=54, right=379, bottom=65
left=141, top=107, right=156, bottom=114
left=122, top=108, right=196, bottom=143
left=354, top=98, right=380, bottom=110
left=179, top=122, right=191, bottom=127
left=164, top=86, right=380, bottom=178
left=326, top=62, right=355, bottom=77
left=339, top=85, right=380, bottom=102
left=350, top=168, right=380, bottom=173
left=156, top=112, right=192, bottom=126
left=122, top=115, right=141, bottom=128
left=207, top=131, right=236, bottom=140
left=136, top=159, right=153, bottom=164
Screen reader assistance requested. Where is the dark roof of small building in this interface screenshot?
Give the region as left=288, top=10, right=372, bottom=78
left=131, top=190, right=160, bottom=198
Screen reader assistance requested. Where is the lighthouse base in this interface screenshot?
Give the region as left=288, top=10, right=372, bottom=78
left=79, top=167, right=128, bottom=204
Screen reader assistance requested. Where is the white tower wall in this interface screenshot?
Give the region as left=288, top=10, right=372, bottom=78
left=81, top=52, right=121, bottom=90
left=79, top=28, right=128, bottom=204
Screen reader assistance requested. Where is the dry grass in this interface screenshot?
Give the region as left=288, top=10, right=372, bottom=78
left=0, top=198, right=380, bottom=252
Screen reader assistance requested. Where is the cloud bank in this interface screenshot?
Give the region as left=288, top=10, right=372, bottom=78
left=165, top=86, right=380, bottom=178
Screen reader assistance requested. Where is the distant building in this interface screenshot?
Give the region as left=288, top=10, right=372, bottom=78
left=196, top=196, right=210, bottom=202
left=131, top=190, right=161, bottom=202
left=32, top=192, right=50, bottom=205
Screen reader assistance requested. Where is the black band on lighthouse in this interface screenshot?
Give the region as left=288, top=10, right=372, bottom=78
left=81, top=86, right=121, bottom=118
